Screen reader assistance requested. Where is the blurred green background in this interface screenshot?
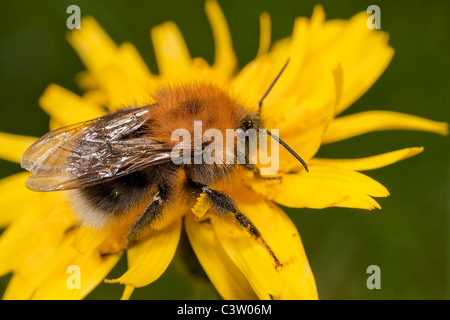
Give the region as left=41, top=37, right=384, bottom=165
left=0, top=0, right=448, bottom=300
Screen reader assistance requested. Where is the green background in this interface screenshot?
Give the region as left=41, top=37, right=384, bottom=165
left=0, top=0, right=448, bottom=300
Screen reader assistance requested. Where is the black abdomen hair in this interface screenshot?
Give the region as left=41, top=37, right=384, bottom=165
left=68, top=163, right=179, bottom=228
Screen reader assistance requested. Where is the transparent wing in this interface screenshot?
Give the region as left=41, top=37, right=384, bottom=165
left=21, top=106, right=177, bottom=191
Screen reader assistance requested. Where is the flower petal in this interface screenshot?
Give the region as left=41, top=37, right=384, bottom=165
left=235, top=5, right=394, bottom=140
left=0, top=172, right=38, bottom=227
left=256, top=12, right=271, bottom=58
left=185, top=214, right=258, bottom=300
left=151, top=22, right=192, bottom=78
left=30, top=238, right=121, bottom=300
left=67, top=17, right=117, bottom=69
left=105, top=219, right=182, bottom=288
left=39, top=84, right=105, bottom=126
left=68, top=17, right=155, bottom=109
left=1, top=202, right=129, bottom=300
left=256, top=120, right=328, bottom=174
left=279, top=7, right=393, bottom=116
left=309, top=147, right=424, bottom=172
left=205, top=0, right=237, bottom=80
left=0, top=132, right=36, bottom=164
left=121, top=285, right=135, bottom=300
left=324, top=12, right=394, bottom=115
left=269, top=166, right=389, bottom=210
left=323, top=111, right=449, bottom=144
left=0, top=194, right=71, bottom=278
left=210, top=187, right=318, bottom=299
left=1, top=203, right=80, bottom=299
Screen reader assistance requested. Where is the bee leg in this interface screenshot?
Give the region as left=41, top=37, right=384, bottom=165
left=126, top=185, right=169, bottom=246
left=189, top=181, right=282, bottom=268
left=99, top=186, right=168, bottom=256
left=241, top=163, right=282, bottom=181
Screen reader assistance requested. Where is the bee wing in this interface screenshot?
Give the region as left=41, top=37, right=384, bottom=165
left=21, top=106, right=178, bottom=191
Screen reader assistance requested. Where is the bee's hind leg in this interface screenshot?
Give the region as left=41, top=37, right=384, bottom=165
left=99, top=186, right=169, bottom=258
left=125, top=184, right=170, bottom=247
left=98, top=187, right=169, bottom=258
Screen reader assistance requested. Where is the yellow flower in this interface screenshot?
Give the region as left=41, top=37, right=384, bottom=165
left=0, top=1, right=447, bottom=300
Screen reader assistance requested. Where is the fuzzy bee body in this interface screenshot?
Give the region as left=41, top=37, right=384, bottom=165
left=22, top=82, right=264, bottom=245
left=21, top=57, right=308, bottom=266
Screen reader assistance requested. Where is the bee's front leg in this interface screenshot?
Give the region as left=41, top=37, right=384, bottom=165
left=241, top=163, right=283, bottom=181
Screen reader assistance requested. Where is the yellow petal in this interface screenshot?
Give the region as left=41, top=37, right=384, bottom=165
left=70, top=224, right=113, bottom=256
left=1, top=204, right=81, bottom=299
left=68, top=17, right=154, bottom=109
left=205, top=0, right=237, bottom=80
left=285, top=7, right=393, bottom=116
left=211, top=187, right=318, bottom=299
left=106, top=219, right=181, bottom=287
left=0, top=132, right=37, bottom=164
left=257, top=122, right=327, bottom=174
left=231, top=55, right=271, bottom=112
left=327, top=13, right=394, bottom=114
left=67, top=17, right=117, bottom=70
left=185, top=214, right=258, bottom=300
left=121, top=285, right=135, bottom=300
left=243, top=6, right=393, bottom=131
left=0, top=172, right=38, bottom=227
left=30, top=243, right=121, bottom=300
left=309, top=147, right=424, bottom=172
left=39, top=84, right=105, bottom=126
left=256, top=12, right=271, bottom=58
left=256, top=7, right=328, bottom=112
left=1, top=199, right=130, bottom=300
left=323, top=111, right=449, bottom=144
left=115, top=42, right=157, bottom=99
left=332, top=63, right=344, bottom=111
left=151, top=22, right=191, bottom=78
left=0, top=195, right=71, bottom=278
left=14, top=225, right=121, bottom=299
left=270, top=166, right=389, bottom=210
left=2, top=274, right=29, bottom=300
left=102, top=42, right=157, bottom=110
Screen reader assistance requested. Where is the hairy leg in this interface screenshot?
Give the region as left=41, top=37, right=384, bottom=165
left=189, top=180, right=282, bottom=267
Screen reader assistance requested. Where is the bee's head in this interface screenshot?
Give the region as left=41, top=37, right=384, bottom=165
left=239, top=114, right=262, bottom=132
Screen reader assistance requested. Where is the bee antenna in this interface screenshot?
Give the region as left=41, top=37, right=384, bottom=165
left=258, top=58, right=290, bottom=116
left=258, top=58, right=309, bottom=172
left=265, top=130, right=309, bottom=172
